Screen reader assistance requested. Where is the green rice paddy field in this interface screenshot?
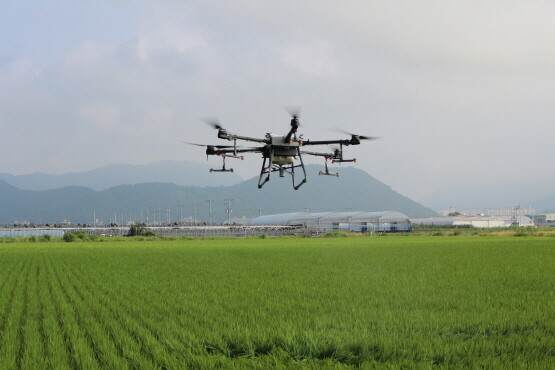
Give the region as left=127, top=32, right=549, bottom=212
left=0, top=236, right=554, bottom=368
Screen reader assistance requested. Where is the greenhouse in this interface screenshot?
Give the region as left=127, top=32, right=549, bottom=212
left=249, top=211, right=411, bottom=232
left=0, top=229, right=65, bottom=238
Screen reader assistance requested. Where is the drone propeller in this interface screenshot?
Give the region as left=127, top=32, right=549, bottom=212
left=182, top=141, right=237, bottom=149
left=203, top=118, right=224, bottom=130
left=285, top=106, right=301, bottom=118
left=332, top=127, right=378, bottom=140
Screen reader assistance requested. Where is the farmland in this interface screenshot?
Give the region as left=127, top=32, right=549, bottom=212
left=0, top=237, right=554, bottom=368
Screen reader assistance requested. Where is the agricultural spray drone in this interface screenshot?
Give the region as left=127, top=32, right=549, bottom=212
left=185, top=111, right=377, bottom=190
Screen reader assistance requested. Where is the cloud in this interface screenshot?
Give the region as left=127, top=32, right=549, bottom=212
left=1, top=1, right=554, bottom=204
left=277, top=41, right=338, bottom=78
left=77, top=102, right=120, bottom=129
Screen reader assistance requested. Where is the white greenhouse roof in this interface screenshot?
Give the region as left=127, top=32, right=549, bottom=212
left=248, top=211, right=410, bottom=226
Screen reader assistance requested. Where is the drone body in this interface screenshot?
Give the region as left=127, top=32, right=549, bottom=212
left=187, top=114, right=376, bottom=190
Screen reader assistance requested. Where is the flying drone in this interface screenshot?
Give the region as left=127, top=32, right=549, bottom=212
left=186, top=111, right=377, bottom=190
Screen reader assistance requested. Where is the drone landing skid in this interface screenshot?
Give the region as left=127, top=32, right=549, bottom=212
left=332, top=158, right=356, bottom=163
left=210, top=168, right=233, bottom=173
left=209, top=154, right=234, bottom=173
left=319, top=158, right=340, bottom=177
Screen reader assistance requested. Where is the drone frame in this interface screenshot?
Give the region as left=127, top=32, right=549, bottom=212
left=190, top=114, right=376, bottom=190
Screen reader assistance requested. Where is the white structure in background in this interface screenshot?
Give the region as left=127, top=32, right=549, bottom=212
left=440, top=207, right=536, bottom=218
left=0, top=229, right=65, bottom=238
left=247, top=211, right=412, bottom=232
left=529, top=213, right=555, bottom=226
left=411, top=215, right=534, bottom=228
left=482, top=207, right=535, bottom=216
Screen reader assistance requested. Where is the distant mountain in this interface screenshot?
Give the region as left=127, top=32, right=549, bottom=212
left=419, top=181, right=549, bottom=211
left=0, top=160, right=243, bottom=191
left=0, top=165, right=436, bottom=224
left=224, top=165, right=436, bottom=219
left=529, top=194, right=555, bottom=213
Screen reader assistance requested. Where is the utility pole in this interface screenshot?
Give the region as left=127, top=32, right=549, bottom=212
left=177, top=205, right=185, bottom=224
left=224, top=199, right=233, bottom=224
left=193, top=204, right=197, bottom=224
left=206, top=200, right=214, bottom=225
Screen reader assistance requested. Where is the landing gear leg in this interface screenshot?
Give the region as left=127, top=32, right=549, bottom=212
left=258, top=149, right=273, bottom=189
left=292, top=148, right=307, bottom=190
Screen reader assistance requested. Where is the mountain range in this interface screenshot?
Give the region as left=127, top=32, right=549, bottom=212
left=0, top=160, right=242, bottom=191
left=0, top=163, right=436, bottom=224
left=529, top=195, right=555, bottom=213
left=419, top=181, right=554, bottom=212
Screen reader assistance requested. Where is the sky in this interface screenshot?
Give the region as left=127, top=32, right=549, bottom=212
left=1, top=1, right=554, bottom=209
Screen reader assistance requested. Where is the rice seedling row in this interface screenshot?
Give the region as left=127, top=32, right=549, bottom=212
left=58, top=259, right=177, bottom=368
left=0, top=237, right=553, bottom=368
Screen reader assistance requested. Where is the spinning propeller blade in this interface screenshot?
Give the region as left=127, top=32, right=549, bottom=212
left=203, top=118, right=224, bottom=130
left=285, top=106, right=301, bottom=119
left=182, top=141, right=236, bottom=149
left=331, top=127, right=378, bottom=140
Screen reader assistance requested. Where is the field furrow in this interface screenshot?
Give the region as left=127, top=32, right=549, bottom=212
left=29, top=264, right=48, bottom=368
left=15, top=257, right=31, bottom=370
left=41, top=256, right=72, bottom=368
left=58, top=259, right=177, bottom=368
left=45, top=258, right=95, bottom=369
left=64, top=251, right=226, bottom=351
left=0, top=238, right=553, bottom=368
left=49, top=256, right=138, bottom=369
left=0, top=260, right=31, bottom=368
left=0, top=261, right=23, bottom=339
left=62, top=260, right=194, bottom=357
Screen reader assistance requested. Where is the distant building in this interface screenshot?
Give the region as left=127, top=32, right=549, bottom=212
left=0, top=229, right=65, bottom=238
left=248, top=211, right=412, bottom=232
left=13, top=221, right=31, bottom=226
left=529, top=214, right=555, bottom=226
left=482, top=207, right=536, bottom=217
left=411, top=215, right=534, bottom=228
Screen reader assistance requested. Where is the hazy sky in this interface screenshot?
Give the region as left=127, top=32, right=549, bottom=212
left=1, top=1, right=554, bottom=206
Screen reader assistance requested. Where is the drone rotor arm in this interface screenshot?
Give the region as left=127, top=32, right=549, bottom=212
left=226, top=134, right=268, bottom=144
left=182, top=141, right=247, bottom=149
left=301, top=139, right=352, bottom=146
left=212, top=147, right=262, bottom=155
left=300, top=150, right=333, bottom=158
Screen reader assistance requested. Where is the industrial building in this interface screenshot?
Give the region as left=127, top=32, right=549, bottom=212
left=410, top=215, right=534, bottom=228
left=248, top=211, right=412, bottom=232
left=529, top=214, right=555, bottom=227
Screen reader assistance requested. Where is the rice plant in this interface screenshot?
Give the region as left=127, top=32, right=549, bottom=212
left=0, top=237, right=553, bottom=367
